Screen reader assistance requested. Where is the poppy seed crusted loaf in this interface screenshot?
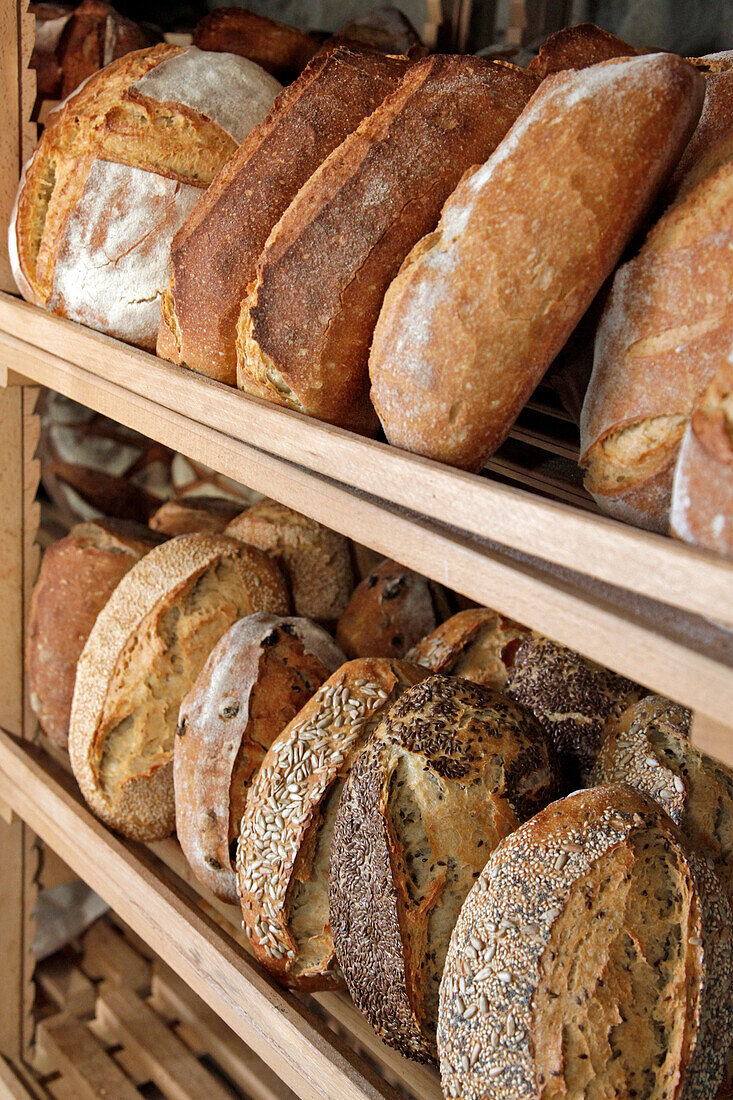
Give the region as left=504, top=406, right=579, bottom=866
left=438, top=784, right=733, bottom=1100
left=329, top=674, right=560, bottom=1062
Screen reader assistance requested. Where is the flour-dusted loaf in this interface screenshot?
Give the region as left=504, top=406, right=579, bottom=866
left=149, top=497, right=242, bottom=537
left=175, top=614, right=344, bottom=903
left=192, top=8, right=319, bottom=83
left=671, top=356, right=733, bottom=557
left=238, top=55, right=539, bottom=433
left=10, top=44, right=281, bottom=349
left=406, top=609, right=528, bottom=689
left=370, top=54, right=704, bottom=472
left=666, top=52, right=733, bottom=201
left=329, top=674, right=560, bottom=1062
left=505, top=634, right=643, bottom=779
left=236, top=657, right=426, bottom=989
left=158, top=47, right=409, bottom=384
left=335, top=558, right=451, bottom=659
left=438, top=784, right=733, bottom=1100
left=68, top=534, right=289, bottom=841
left=226, top=500, right=354, bottom=625
left=26, top=518, right=161, bottom=748
left=528, top=22, right=639, bottom=78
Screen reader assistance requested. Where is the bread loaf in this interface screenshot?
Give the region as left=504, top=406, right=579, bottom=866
left=226, top=500, right=353, bottom=624
left=370, top=54, right=704, bottom=472
left=671, top=355, right=733, bottom=557
left=192, top=8, right=318, bottom=83
left=528, top=22, right=640, bottom=79
left=149, top=497, right=242, bottom=537
left=406, top=608, right=528, bottom=689
left=580, top=131, right=733, bottom=530
left=26, top=518, right=161, bottom=747
left=334, top=7, right=422, bottom=56
left=175, top=614, right=344, bottom=903
left=667, top=54, right=733, bottom=200
left=54, top=0, right=158, bottom=99
left=438, top=784, right=733, bottom=1100
left=329, top=675, right=560, bottom=1061
left=10, top=44, right=281, bottom=349
left=158, top=46, right=409, bottom=383
left=30, top=2, right=72, bottom=99
left=238, top=56, right=539, bottom=433
left=335, top=558, right=451, bottom=659
left=68, top=533, right=289, bottom=840
left=236, top=657, right=426, bottom=988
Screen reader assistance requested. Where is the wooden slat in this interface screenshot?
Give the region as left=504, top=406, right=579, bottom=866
left=37, top=1017, right=141, bottom=1100
left=0, top=386, right=24, bottom=736
left=81, top=921, right=150, bottom=996
left=0, top=732, right=401, bottom=1100
left=0, top=1057, right=36, bottom=1100
left=36, top=959, right=96, bottom=1018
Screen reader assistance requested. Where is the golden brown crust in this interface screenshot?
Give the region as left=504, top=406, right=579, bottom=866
left=667, top=62, right=733, bottom=200
left=406, top=608, right=528, bottom=689
left=193, top=8, right=319, bottom=83
left=56, top=0, right=158, bottom=98
left=528, top=22, right=640, bottom=79
left=148, top=496, right=242, bottom=537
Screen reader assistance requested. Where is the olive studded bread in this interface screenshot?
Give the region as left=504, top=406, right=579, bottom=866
left=175, top=614, right=344, bottom=903
left=236, top=657, right=427, bottom=989
left=438, top=784, right=733, bottom=1100
left=329, top=675, right=560, bottom=1062
left=406, top=608, right=528, bottom=690
left=69, top=534, right=289, bottom=841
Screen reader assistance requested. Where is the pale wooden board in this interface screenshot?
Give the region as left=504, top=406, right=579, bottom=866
left=36, top=959, right=96, bottom=1018
left=37, top=1017, right=142, bottom=1100
left=81, top=921, right=150, bottom=996
left=0, top=1056, right=37, bottom=1100
left=0, top=387, right=24, bottom=736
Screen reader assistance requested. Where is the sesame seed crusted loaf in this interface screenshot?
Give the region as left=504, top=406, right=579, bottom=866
left=336, top=558, right=452, bottom=660
left=505, top=633, right=644, bottom=781
left=175, top=613, right=344, bottom=903
left=438, top=784, right=733, bottom=1100
left=329, top=674, right=560, bottom=1063
left=68, top=534, right=289, bottom=841
left=148, top=497, right=243, bottom=538
left=406, top=608, right=528, bottom=690
left=226, top=500, right=354, bottom=625
left=236, top=656, right=427, bottom=990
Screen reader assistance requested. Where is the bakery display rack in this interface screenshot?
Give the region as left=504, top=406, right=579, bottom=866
left=0, top=2, right=730, bottom=1098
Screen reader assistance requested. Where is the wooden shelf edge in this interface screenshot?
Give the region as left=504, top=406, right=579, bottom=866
left=0, top=730, right=400, bottom=1100
left=0, top=295, right=730, bottom=628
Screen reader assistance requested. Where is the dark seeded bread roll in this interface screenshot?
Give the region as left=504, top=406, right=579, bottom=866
left=439, top=784, right=733, bottom=1100
left=406, top=609, right=528, bottom=689
left=329, top=675, right=560, bottom=1062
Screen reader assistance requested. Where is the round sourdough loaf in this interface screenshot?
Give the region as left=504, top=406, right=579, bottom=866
left=329, top=675, right=560, bottom=1062
left=175, top=613, right=344, bottom=903
left=68, top=533, right=289, bottom=841
left=149, top=497, right=242, bottom=538
left=26, top=518, right=162, bottom=748
left=10, top=44, right=281, bottom=349
left=336, top=558, right=451, bottom=659
left=406, top=609, right=528, bottom=689
left=236, top=657, right=427, bottom=989
left=226, top=500, right=353, bottom=625
left=438, top=784, right=733, bottom=1100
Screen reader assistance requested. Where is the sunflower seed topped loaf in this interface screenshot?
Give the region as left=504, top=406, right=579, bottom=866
left=505, top=633, right=644, bottom=780
left=226, top=501, right=354, bottom=625
left=10, top=44, right=282, bottom=349
left=406, top=608, right=528, bottom=690
left=369, top=54, right=704, bottom=472
left=236, top=657, right=427, bottom=989
left=175, top=614, right=344, bottom=903
left=148, top=497, right=243, bottom=538
left=438, top=784, right=733, bottom=1100
left=329, top=675, right=560, bottom=1062
left=68, top=534, right=289, bottom=841
left=237, top=54, right=539, bottom=433
left=336, top=558, right=452, bottom=659
left=157, top=46, right=410, bottom=383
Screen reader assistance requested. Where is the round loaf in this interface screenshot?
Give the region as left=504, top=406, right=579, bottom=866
left=336, top=558, right=451, bottom=659
left=329, top=675, right=560, bottom=1062
left=193, top=8, right=319, bottom=83
left=236, top=657, right=427, bottom=989
left=26, top=518, right=161, bottom=747
left=149, top=497, right=242, bottom=538
left=226, top=500, right=353, bottom=624
left=438, top=784, right=733, bottom=1100
left=54, top=0, right=158, bottom=99
left=175, top=613, right=344, bottom=903
left=69, top=533, right=289, bottom=841
left=406, top=608, right=528, bottom=689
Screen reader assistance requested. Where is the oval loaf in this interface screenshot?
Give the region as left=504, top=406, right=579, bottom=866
left=406, top=608, right=528, bottom=689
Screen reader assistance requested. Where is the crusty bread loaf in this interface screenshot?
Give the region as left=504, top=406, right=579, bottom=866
left=336, top=558, right=451, bottom=659
left=26, top=518, right=161, bottom=748
left=330, top=675, right=560, bottom=1061
left=406, top=608, right=528, bottom=689
left=528, top=22, right=640, bottom=78
left=148, top=497, right=242, bottom=537
left=30, top=2, right=72, bottom=99
left=236, top=657, right=426, bottom=988
left=192, top=8, right=319, bottom=83
left=438, top=784, right=733, bottom=1100
left=226, top=500, right=354, bottom=624
left=55, top=0, right=158, bottom=98
left=68, top=534, right=289, bottom=841
left=667, top=55, right=733, bottom=200
left=370, top=54, right=704, bottom=472
left=581, top=132, right=733, bottom=531
left=333, top=6, right=422, bottom=56
left=671, top=356, right=733, bottom=557
left=10, top=44, right=281, bottom=349
left=237, top=55, right=539, bottom=433
left=157, top=47, right=409, bottom=383
left=175, top=614, right=344, bottom=903
left=505, top=633, right=643, bottom=779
